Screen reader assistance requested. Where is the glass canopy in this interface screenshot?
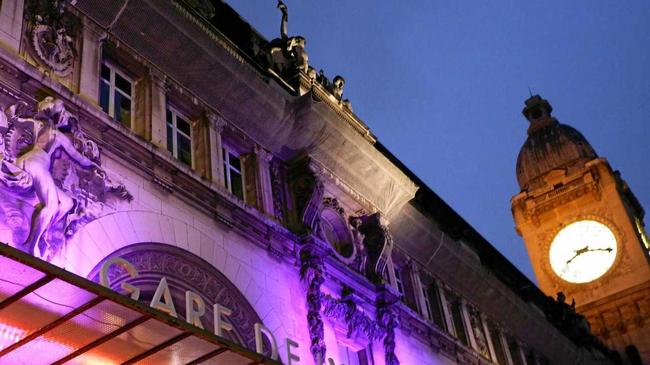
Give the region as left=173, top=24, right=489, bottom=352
left=0, top=244, right=280, bottom=365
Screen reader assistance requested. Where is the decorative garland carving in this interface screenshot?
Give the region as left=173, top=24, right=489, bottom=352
left=377, top=291, right=400, bottom=365
left=321, top=292, right=382, bottom=341
left=300, top=244, right=327, bottom=362
left=270, top=161, right=287, bottom=221
left=300, top=241, right=401, bottom=365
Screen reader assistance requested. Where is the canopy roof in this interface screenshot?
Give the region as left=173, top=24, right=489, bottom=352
left=0, top=243, right=280, bottom=365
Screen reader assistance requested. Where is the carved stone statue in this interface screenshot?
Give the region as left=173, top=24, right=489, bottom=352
left=261, top=1, right=310, bottom=76
left=286, top=36, right=309, bottom=74
left=354, top=212, right=394, bottom=283
left=349, top=216, right=368, bottom=273
left=329, top=76, right=345, bottom=100
left=287, top=158, right=324, bottom=234
left=278, top=1, right=289, bottom=40
left=545, top=292, right=595, bottom=346
left=0, top=97, right=132, bottom=260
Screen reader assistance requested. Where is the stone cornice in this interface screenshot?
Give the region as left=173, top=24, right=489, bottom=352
left=297, top=72, right=376, bottom=144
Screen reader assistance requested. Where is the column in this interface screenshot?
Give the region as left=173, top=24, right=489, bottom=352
left=0, top=0, right=24, bottom=53
left=207, top=113, right=226, bottom=187
left=77, top=18, right=106, bottom=105
left=255, top=145, right=275, bottom=216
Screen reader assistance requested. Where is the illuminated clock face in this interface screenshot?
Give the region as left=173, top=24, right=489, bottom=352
left=549, top=220, right=617, bottom=283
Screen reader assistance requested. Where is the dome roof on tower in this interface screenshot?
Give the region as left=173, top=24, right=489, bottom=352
left=516, top=96, right=597, bottom=190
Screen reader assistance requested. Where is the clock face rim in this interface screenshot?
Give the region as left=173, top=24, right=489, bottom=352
left=548, top=219, right=619, bottom=284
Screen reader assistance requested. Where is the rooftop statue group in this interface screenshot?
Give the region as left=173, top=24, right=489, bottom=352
left=260, top=1, right=351, bottom=110
left=0, top=97, right=132, bottom=260
left=545, top=292, right=605, bottom=348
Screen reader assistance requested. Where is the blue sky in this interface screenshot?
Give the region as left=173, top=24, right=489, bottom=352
left=225, top=1, right=650, bottom=282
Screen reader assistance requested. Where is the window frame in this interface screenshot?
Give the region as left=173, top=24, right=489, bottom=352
left=166, top=106, right=193, bottom=166
left=421, top=280, right=448, bottom=331
left=99, top=61, right=134, bottom=127
left=222, top=145, right=245, bottom=201
left=336, top=341, right=373, bottom=365
left=393, top=266, right=405, bottom=297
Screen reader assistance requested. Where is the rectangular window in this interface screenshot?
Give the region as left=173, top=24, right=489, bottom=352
left=525, top=349, right=537, bottom=365
left=423, top=283, right=447, bottom=331
left=445, top=291, right=469, bottom=346
left=489, top=323, right=509, bottom=365
left=337, top=343, right=371, bottom=365
left=166, top=108, right=192, bottom=166
left=394, top=268, right=405, bottom=297
left=450, top=300, right=469, bottom=346
left=99, top=63, right=133, bottom=128
left=507, top=335, right=524, bottom=365
left=223, top=147, right=244, bottom=200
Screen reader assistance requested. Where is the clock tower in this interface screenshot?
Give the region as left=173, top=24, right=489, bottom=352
left=511, top=95, right=650, bottom=363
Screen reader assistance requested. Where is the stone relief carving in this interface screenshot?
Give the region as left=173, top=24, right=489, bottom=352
left=468, top=306, right=490, bottom=358
left=353, top=212, right=394, bottom=283
left=25, top=0, right=79, bottom=76
left=0, top=97, right=132, bottom=260
left=349, top=215, right=368, bottom=274
left=317, top=197, right=357, bottom=264
left=287, top=158, right=324, bottom=234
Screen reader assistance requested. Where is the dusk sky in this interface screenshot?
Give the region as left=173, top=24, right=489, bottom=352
left=226, top=1, right=650, bottom=282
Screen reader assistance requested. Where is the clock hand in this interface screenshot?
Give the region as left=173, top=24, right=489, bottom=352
left=585, top=247, right=613, bottom=253
left=566, top=245, right=590, bottom=265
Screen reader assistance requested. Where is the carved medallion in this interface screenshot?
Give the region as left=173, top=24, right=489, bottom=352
left=25, top=0, right=79, bottom=76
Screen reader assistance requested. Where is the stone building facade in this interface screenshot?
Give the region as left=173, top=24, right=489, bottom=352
left=0, top=1, right=616, bottom=364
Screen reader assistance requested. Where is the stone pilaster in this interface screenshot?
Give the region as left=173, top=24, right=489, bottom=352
left=255, top=145, right=275, bottom=216
left=207, top=113, right=226, bottom=187
left=149, top=69, right=167, bottom=149
left=0, top=0, right=24, bottom=53
left=78, top=18, right=105, bottom=105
